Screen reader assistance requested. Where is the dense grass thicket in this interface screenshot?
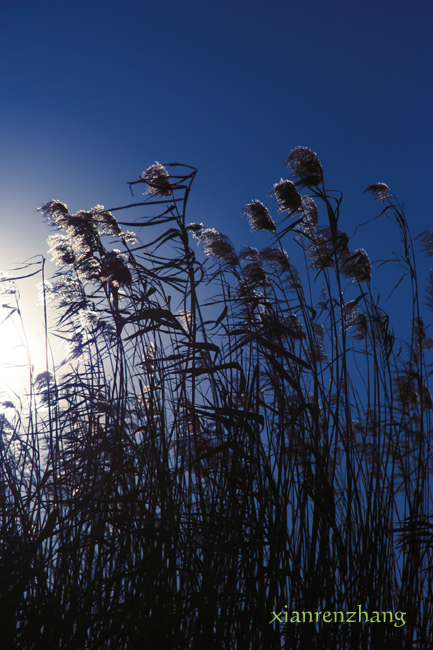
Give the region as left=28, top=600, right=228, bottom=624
left=1, top=148, right=433, bottom=648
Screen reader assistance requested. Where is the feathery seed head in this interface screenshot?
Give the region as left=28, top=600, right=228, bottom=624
left=259, top=310, right=305, bottom=342
left=122, top=230, right=138, bottom=244
left=285, top=147, right=323, bottom=188
left=419, top=231, right=433, bottom=257
left=36, top=281, right=55, bottom=308
left=393, top=369, right=418, bottom=409
left=141, top=342, right=157, bottom=373
left=313, top=322, right=325, bottom=342
left=342, top=300, right=362, bottom=334
left=260, top=247, right=301, bottom=289
left=364, top=183, right=392, bottom=203
left=341, top=248, right=371, bottom=284
left=420, top=384, right=433, bottom=409
left=47, top=234, right=76, bottom=266
left=34, top=370, right=53, bottom=389
left=300, top=196, right=318, bottom=233
left=311, top=322, right=327, bottom=361
left=193, top=228, right=238, bottom=266
left=186, top=223, right=204, bottom=232
left=77, top=308, right=100, bottom=331
left=260, top=247, right=291, bottom=272
left=239, top=246, right=260, bottom=262
left=51, top=274, right=84, bottom=307
left=38, top=200, right=70, bottom=228
left=76, top=254, right=102, bottom=281
left=352, top=312, right=368, bottom=340
left=241, top=261, right=271, bottom=287
left=236, top=279, right=263, bottom=305
left=307, top=227, right=350, bottom=270
left=0, top=397, right=15, bottom=413
left=307, top=229, right=334, bottom=269
left=175, top=309, right=193, bottom=330
left=285, top=314, right=306, bottom=340
left=140, top=162, right=172, bottom=196
left=34, top=371, right=57, bottom=405
left=91, top=205, right=122, bottom=237
left=411, top=317, right=433, bottom=355
left=0, top=271, right=17, bottom=295
left=100, top=250, right=132, bottom=286
left=270, top=179, right=303, bottom=214
left=242, top=200, right=276, bottom=232
left=66, top=211, right=99, bottom=253
left=63, top=332, right=87, bottom=362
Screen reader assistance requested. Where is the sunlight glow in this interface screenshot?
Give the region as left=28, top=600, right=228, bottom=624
left=0, top=313, right=44, bottom=396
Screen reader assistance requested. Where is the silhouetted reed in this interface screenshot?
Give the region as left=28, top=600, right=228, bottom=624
left=1, top=149, right=432, bottom=648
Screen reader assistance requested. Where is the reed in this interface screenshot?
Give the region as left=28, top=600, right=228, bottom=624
left=1, top=150, right=432, bottom=648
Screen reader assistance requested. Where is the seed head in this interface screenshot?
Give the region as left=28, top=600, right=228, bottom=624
left=91, top=205, right=122, bottom=237
left=36, top=281, right=55, bottom=308
left=300, top=196, right=318, bottom=233
left=393, top=369, right=418, bottom=409
left=66, top=211, right=99, bottom=254
left=140, top=162, right=172, bottom=196
left=350, top=312, right=368, bottom=341
left=242, top=200, right=276, bottom=232
left=76, top=254, right=102, bottom=281
left=100, top=250, right=132, bottom=286
left=341, top=248, right=371, bottom=284
left=260, top=247, right=302, bottom=289
left=364, top=183, right=392, bottom=203
left=241, top=261, right=271, bottom=287
left=47, top=234, right=76, bottom=266
left=122, top=230, right=138, bottom=244
left=186, top=223, right=204, bottom=232
left=419, top=231, right=433, bottom=257
left=285, top=147, right=323, bottom=188
left=239, top=246, right=260, bottom=262
left=270, top=179, right=303, bottom=215
left=38, top=200, right=70, bottom=228
left=0, top=271, right=17, bottom=295
left=193, top=228, right=238, bottom=266
left=284, top=314, right=306, bottom=340
left=310, top=322, right=327, bottom=361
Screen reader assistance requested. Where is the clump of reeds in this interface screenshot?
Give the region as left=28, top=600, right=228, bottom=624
left=2, top=150, right=433, bottom=649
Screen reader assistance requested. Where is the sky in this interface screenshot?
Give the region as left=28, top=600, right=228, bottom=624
left=0, top=0, right=432, bottom=386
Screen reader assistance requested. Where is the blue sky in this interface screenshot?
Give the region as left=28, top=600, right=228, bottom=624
left=0, top=0, right=432, bottom=352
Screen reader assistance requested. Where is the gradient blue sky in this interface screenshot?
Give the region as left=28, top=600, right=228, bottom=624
left=0, top=0, right=432, bottom=326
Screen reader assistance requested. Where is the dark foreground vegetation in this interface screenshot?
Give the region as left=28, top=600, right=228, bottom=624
left=1, top=148, right=432, bottom=648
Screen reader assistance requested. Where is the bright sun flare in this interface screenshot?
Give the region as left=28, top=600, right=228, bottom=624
left=0, top=316, right=45, bottom=397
